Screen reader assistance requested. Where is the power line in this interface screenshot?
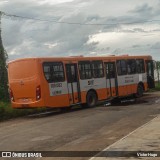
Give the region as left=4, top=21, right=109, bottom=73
left=1, top=11, right=160, bottom=26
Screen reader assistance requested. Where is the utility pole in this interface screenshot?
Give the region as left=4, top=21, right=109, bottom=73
left=0, top=11, right=3, bottom=59
left=0, top=11, right=9, bottom=101
left=157, top=61, right=160, bottom=84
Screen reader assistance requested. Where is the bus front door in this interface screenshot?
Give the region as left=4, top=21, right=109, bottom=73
left=65, top=64, right=81, bottom=105
left=105, top=62, right=118, bottom=97
left=146, top=60, right=155, bottom=88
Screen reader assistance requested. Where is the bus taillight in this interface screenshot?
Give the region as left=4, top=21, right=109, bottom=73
left=9, top=88, right=15, bottom=102
left=36, top=85, right=41, bottom=100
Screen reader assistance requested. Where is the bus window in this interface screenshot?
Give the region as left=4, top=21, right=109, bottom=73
left=136, top=59, right=145, bottom=73
left=146, top=61, right=154, bottom=77
left=106, top=63, right=116, bottom=78
left=127, top=59, right=136, bottom=74
left=116, top=61, right=121, bottom=75
left=43, top=62, right=65, bottom=82
left=116, top=60, right=127, bottom=75
left=92, top=61, right=104, bottom=78
left=146, top=60, right=155, bottom=88
left=110, top=63, right=116, bottom=78
left=66, top=65, right=77, bottom=83
left=78, top=61, right=92, bottom=79
left=43, top=65, right=51, bottom=81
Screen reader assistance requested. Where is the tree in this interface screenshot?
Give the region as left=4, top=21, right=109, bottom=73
left=0, top=11, right=9, bottom=101
left=156, top=61, right=160, bottom=84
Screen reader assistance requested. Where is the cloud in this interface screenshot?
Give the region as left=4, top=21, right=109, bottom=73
left=132, top=45, right=141, bottom=48
left=0, top=0, right=160, bottom=61
left=151, top=42, right=160, bottom=49
left=130, top=3, right=153, bottom=16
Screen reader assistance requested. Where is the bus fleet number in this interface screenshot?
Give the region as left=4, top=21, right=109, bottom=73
left=51, top=83, right=62, bottom=88
left=88, top=80, right=94, bottom=85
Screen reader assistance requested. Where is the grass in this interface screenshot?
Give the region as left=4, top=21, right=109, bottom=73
left=0, top=102, right=46, bottom=121
left=149, top=82, right=160, bottom=92
left=155, top=82, right=160, bottom=90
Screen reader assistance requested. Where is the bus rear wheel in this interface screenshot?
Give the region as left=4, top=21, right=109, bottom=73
left=86, top=91, right=97, bottom=107
left=135, top=84, right=144, bottom=98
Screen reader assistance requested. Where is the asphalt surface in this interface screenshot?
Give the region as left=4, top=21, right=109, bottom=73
left=0, top=92, right=160, bottom=160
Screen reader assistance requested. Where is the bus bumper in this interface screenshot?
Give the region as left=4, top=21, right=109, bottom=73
left=11, top=99, right=44, bottom=109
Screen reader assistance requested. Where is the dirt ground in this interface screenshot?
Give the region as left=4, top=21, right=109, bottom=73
left=0, top=91, right=160, bottom=160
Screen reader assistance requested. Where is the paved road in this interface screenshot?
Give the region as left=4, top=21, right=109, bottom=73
left=91, top=115, right=160, bottom=160
left=0, top=92, right=160, bottom=160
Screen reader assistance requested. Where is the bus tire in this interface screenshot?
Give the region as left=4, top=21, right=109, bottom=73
left=135, top=84, right=144, bottom=98
left=86, top=91, right=97, bottom=107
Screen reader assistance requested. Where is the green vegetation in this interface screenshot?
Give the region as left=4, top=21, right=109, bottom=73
left=156, top=61, right=160, bottom=83
left=0, top=102, right=47, bottom=121
left=0, top=12, right=9, bottom=101
left=155, top=82, right=160, bottom=90
left=149, top=82, right=160, bottom=92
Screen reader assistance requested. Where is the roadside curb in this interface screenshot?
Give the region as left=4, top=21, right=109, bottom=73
left=89, top=115, right=160, bottom=160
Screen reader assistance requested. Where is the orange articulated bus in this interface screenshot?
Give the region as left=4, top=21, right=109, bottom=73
left=8, top=55, right=155, bottom=109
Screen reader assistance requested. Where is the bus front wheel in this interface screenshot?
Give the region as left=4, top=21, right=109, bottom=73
left=86, top=91, right=97, bottom=107
left=135, top=84, right=144, bottom=98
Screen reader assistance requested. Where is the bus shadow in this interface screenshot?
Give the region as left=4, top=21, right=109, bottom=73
left=26, top=96, right=158, bottom=119
left=26, top=105, right=91, bottom=119
left=98, top=95, right=155, bottom=109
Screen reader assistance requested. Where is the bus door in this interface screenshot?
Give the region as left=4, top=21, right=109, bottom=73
left=146, top=60, right=155, bottom=88
left=65, top=64, right=81, bottom=104
left=105, top=62, right=118, bottom=97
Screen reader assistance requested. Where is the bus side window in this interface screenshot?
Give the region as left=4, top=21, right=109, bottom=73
left=92, top=61, right=104, bottom=78
left=127, top=59, right=136, bottom=74
left=43, top=62, right=65, bottom=82
left=66, top=65, right=77, bottom=83
left=116, top=61, right=121, bottom=75
left=52, top=63, right=65, bottom=82
left=116, top=60, right=127, bottom=75
left=136, top=59, right=145, bottom=73
left=105, top=63, right=115, bottom=79
left=109, top=63, right=116, bottom=78
left=44, top=65, right=52, bottom=81
left=78, top=61, right=92, bottom=79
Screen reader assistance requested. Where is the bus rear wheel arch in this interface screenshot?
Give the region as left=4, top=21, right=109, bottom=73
left=86, top=90, right=98, bottom=107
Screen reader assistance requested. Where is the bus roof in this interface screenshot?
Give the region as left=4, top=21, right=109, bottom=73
left=8, top=55, right=152, bottom=64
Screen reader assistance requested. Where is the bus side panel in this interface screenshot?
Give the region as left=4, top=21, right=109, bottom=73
left=40, top=61, right=70, bottom=108
left=80, top=88, right=108, bottom=104
left=79, top=78, right=107, bottom=103
left=144, top=82, right=148, bottom=91
left=42, top=80, right=70, bottom=108
left=117, top=73, right=147, bottom=96
left=81, top=91, right=87, bottom=104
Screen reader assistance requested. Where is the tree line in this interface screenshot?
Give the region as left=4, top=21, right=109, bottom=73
left=0, top=12, right=9, bottom=101
left=156, top=61, right=160, bottom=83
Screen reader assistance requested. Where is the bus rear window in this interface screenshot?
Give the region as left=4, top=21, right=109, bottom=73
left=43, top=62, right=65, bottom=83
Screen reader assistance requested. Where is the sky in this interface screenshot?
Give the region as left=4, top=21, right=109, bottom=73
left=0, top=0, right=160, bottom=61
